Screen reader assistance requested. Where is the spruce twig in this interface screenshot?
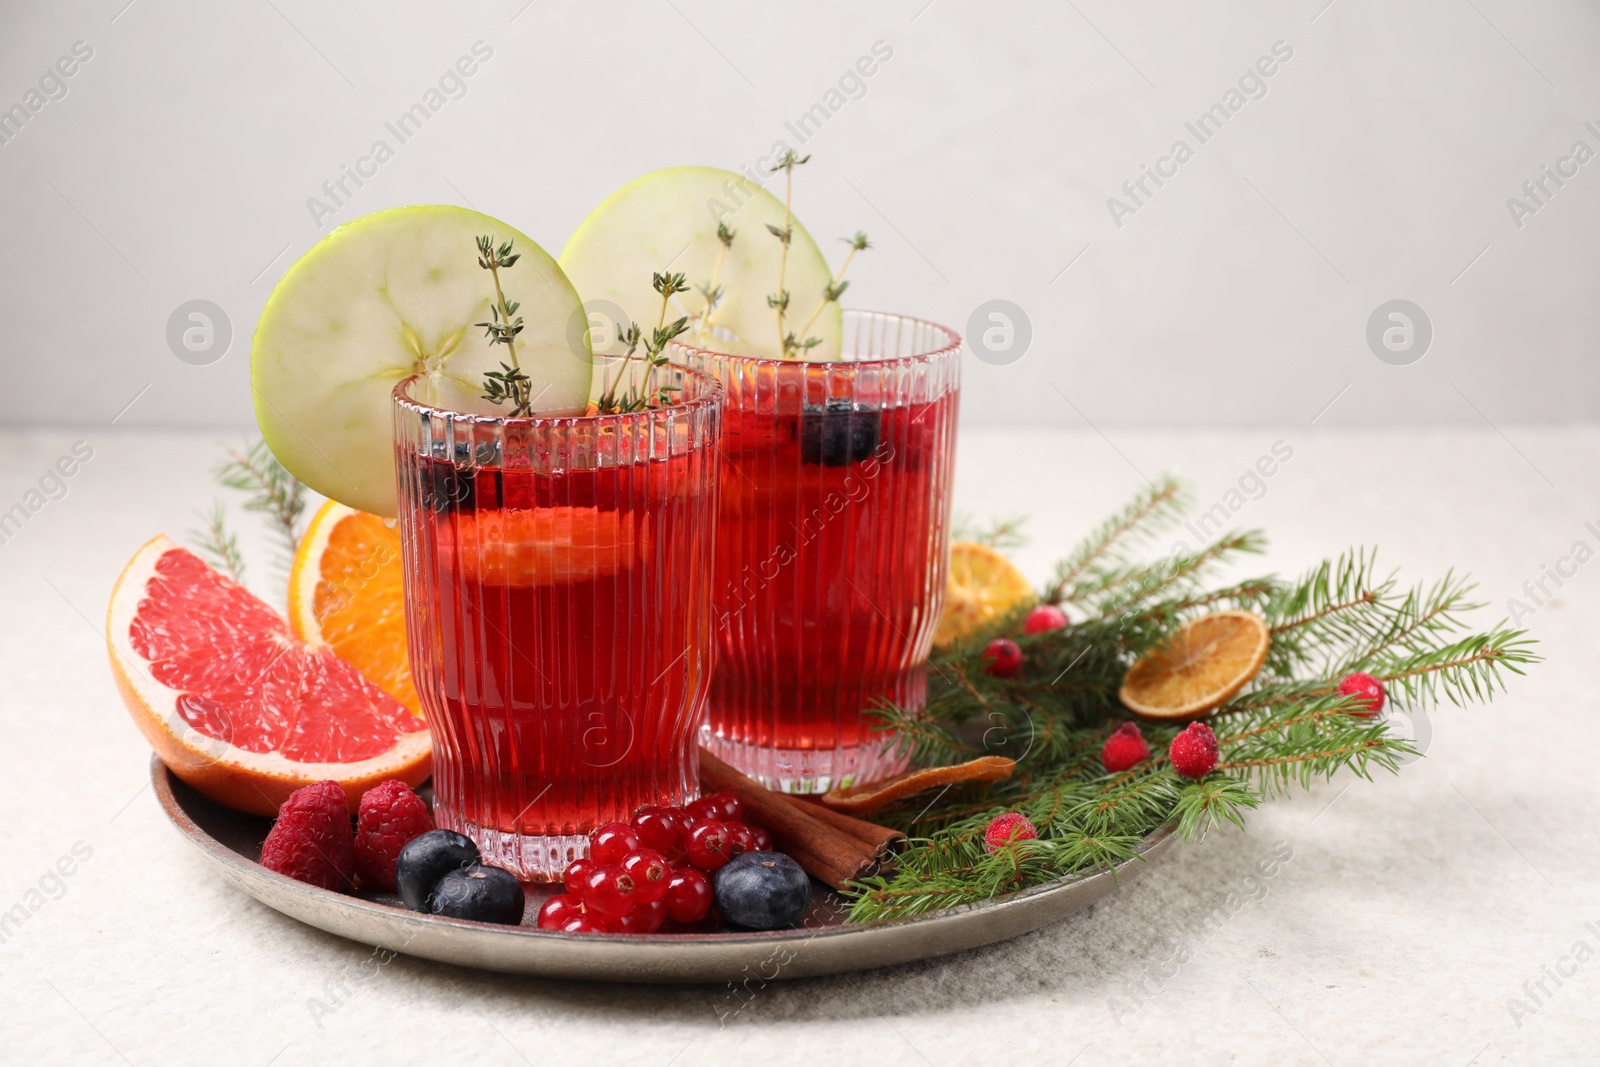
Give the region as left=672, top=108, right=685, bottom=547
left=215, top=439, right=305, bottom=584
left=188, top=500, right=246, bottom=584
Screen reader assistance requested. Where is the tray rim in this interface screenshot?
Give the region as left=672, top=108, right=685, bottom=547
left=152, top=756, right=1179, bottom=982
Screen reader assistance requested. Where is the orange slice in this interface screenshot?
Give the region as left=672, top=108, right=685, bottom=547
left=437, top=506, right=642, bottom=587
left=1119, top=610, right=1270, bottom=719
left=108, top=535, right=430, bottom=816
left=289, top=501, right=416, bottom=713
left=934, top=541, right=1034, bottom=647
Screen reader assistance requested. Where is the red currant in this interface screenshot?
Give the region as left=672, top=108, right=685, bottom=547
left=982, top=638, right=1023, bottom=678
left=683, top=797, right=719, bottom=823
left=705, top=791, right=743, bottom=823
left=629, top=806, right=686, bottom=854
left=725, top=822, right=758, bottom=856
left=663, top=867, right=713, bottom=922
left=1023, top=604, right=1069, bottom=635
left=560, top=915, right=603, bottom=933
left=748, top=825, right=774, bottom=852
left=562, top=858, right=597, bottom=897
left=631, top=898, right=667, bottom=934
left=536, top=894, right=585, bottom=930
left=581, top=864, right=637, bottom=917
left=685, top=820, right=733, bottom=871
left=588, top=822, right=641, bottom=866
left=621, top=848, right=671, bottom=904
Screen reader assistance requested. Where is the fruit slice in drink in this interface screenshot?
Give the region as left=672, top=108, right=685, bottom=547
left=559, top=166, right=841, bottom=359
left=252, top=205, right=593, bottom=516
left=108, top=536, right=430, bottom=816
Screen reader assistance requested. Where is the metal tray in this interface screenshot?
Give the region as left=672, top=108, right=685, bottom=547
left=152, top=757, right=1176, bottom=983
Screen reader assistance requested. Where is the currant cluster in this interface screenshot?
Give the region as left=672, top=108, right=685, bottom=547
left=536, top=791, right=773, bottom=933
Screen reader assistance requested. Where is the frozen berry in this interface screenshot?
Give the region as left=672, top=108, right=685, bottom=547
left=396, top=829, right=480, bottom=912
left=352, top=779, right=433, bottom=891
left=725, top=822, right=759, bottom=857
left=536, top=893, right=585, bottom=930
left=430, top=865, right=524, bottom=925
left=260, top=780, right=356, bottom=893
left=982, top=638, right=1023, bottom=678
left=563, top=857, right=597, bottom=896
left=1337, top=672, right=1386, bottom=717
left=713, top=852, right=811, bottom=930
left=621, top=848, right=671, bottom=904
left=686, top=820, right=734, bottom=871
left=663, top=867, right=713, bottom=923
left=1169, top=722, right=1220, bottom=778
left=588, top=822, right=641, bottom=866
left=629, top=805, right=686, bottom=854
left=748, top=825, right=774, bottom=852
left=983, top=812, right=1038, bottom=852
left=581, top=864, right=637, bottom=917
left=1023, top=604, right=1069, bottom=635
left=1100, top=722, right=1151, bottom=772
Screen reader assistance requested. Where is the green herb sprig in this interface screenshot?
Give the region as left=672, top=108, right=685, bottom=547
left=597, top=271, right=691, bottom=414
left=474, top=236, right=534, bottom=416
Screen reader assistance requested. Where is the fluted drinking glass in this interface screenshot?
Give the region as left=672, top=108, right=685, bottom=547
left=393, top=367, right=722, bottom=879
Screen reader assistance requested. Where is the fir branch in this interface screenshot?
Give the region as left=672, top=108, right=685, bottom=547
left=951, top=512, right=1029, bottom=551
left=216, top=439, right=304, bottom=583
left=188, top=500, right=245, bottom=584
left=1044, top=476, right=1185, bottom=604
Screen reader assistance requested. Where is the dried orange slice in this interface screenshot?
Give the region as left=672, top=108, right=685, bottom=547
left=934, top=541, right=1034, bottom=647
left=1119, top=610, right=1270, bottom=719
left=109, top=536, right=430, bottom=817
left=288, top=500, right=415, bottom=713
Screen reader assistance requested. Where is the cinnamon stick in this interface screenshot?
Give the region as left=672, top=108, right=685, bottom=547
left=698, top=747, right=899, bottom=891
left=793, top=797, right=904, bottom=854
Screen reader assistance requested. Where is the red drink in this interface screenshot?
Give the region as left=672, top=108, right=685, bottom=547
left=676, top=312, right=961, bottom=792
left=393, top=371, right=720, bottom=879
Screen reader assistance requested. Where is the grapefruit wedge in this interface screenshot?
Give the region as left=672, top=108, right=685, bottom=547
left=108, top=536, right=430, bottom=816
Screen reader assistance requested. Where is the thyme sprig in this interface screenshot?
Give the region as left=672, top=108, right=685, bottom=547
left=474, top=235, right=533, bottom=416
left=693, top=221, right=736, bottom=341
left=597, top=271, right=691, bottom=414
left=766, top=150, right=810, bottom=357
left=844, top=480, right=1539, bottom=923
left=795, top=231, right=870, bottom=344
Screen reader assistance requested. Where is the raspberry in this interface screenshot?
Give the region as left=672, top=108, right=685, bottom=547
left=260, top=780, right=355, bottom=892
left=1168, top=722, right=1220, bottom=778
left=982, top=638, right=1023, bottom=678
left=1023, top=604, right=1069, bottom=635
left=1101, top=722, right=1151, bottom=772
left=353, top=779, right=434, bottom=891
left=983, top=812, right=1037, bottom=852
left=1337, top=672, right=1385, bottom=717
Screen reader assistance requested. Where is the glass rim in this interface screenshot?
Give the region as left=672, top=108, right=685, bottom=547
left=668, top=309, right=961, bottom=368
left=391, top=364, right=723, bottom=428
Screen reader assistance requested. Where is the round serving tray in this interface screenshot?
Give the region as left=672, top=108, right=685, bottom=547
left=153, top=757, right=1177, bottom=983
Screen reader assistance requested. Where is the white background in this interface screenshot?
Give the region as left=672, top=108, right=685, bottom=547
left=2, top=0, right=1598, bottom=430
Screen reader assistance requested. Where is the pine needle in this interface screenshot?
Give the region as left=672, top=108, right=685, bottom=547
left=187, top=500, right=245, bottom=584
left=215, top=438, right=305, bottom=586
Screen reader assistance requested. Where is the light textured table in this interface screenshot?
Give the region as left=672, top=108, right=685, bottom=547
left=3, top=425, right=1596, bottom=1065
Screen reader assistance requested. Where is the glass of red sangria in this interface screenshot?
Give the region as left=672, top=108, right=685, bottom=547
left=673, top=311, right=961, bottom=793
left=391, top=365, right=722, bottom=879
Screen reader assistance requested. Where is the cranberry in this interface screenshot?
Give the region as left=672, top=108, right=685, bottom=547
left=663, top=867, right=713, bottom=922
left=685, top=820, right=733, bottom=871
left=581, top=864, right=637, bottom=917
left=1337, top=672, right=1386, bottom=717
left=621, top=848, right=671, bottom=903
left=588, top=822, right=641, bottom=866
left=536, top=894, right=585, bottom=930
left=982, top=638, right=1023, bottom=678
left=630, top=805, right=686, bottom=854
left=558, top=913, right=603, bottom=933
left=1023, top=604, right=1069, bottom=635
left=562, top=858, right=597, bottom=897
left=748, top=825, right=774, bottom=852
left=725, top=822, right=758, bottom=856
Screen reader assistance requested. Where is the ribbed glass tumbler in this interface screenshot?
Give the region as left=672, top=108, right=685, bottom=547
left=392, top=368, right=722, bottom=880
left=673, top=311, right=961, bottom=793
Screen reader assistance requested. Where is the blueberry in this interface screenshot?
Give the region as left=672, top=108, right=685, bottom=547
left=430, top=864, right=525, bottom=925
left=396, top=829, right=480, bottom=912
left=420, top=439, right=501, bottom=513
left=712, top=852, right=812, bottom=930
left=799, top=400, right=880, bottom=467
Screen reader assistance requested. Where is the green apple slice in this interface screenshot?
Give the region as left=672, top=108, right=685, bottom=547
left=252, top=205, right=592, bottom=517
left=559, top=166, right=842, bottom=362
